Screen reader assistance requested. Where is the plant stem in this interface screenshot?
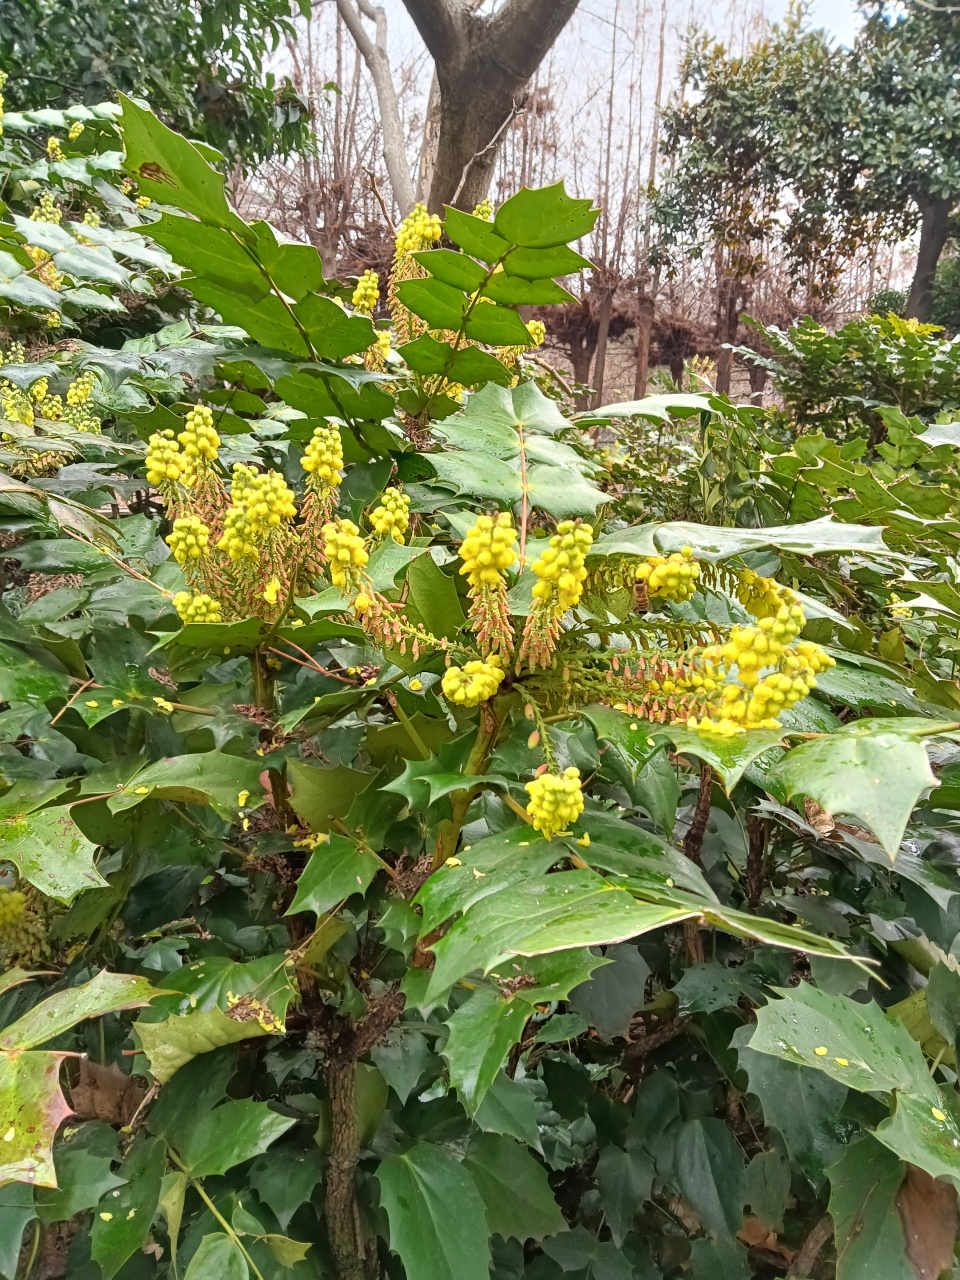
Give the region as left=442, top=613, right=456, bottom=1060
left=324, top=1059, right=370, bottom=1280
left=166, top=1149, right=265, bottom=1280
left=250, top=646, right=274, bottom=711
left=432, top=701, right=503, bottom=868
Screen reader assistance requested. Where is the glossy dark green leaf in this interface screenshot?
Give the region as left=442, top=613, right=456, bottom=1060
left=248, top=1147, right=323, bottom=1231
left=398, top=334, right=512, bottom=387
left=287, top=761, right=369, bottom=829
left=828, top=1138, right=913, bottom=1280
left=89, top=1138, right=165, bottom=1280
left=481, top=274, right=574, bottom=305
left=1, top=971, right=156, bottom=1051
left=186, top=277, right=310, bottom=356
left=494, top=182, right=599, bottom=248
left=443, top=208, right=511, bottom=262
left=568, top=944, right=650, bottom=1040
left=502, top=244, right=592, bottom=279
left=395, top=278, right=468, bottom=330
left=175, top=1098, right=295, bottom=1176
left=927, top=961, right=960, bottom=1043
left=463, top=302, right=532, bottom=346
left=183, top=1234, right=248, bottom=1280
left=462, top=1133, right=564, bottom=1242
left=285, top=833, right=381, bottom=916
left=293, top=293, right=376, bottom=359
left=106, top=750, right=266, bottom=820
left=377, top=1143, right=491, bottom=1280
left=412, top=248, right=487, bottom=291
left=595, top=1144, right=654, bottom=1245
left=136, top=1007, right=273, bottom=1084
left=0, top=1184, right=35, bottom=1279
left=425, top=870, right=690, bottom=1001
left=119, top=97, right=246, bottom=233
left=0, top=806, right=108, bottom=902
left=35, top=1124, right=124, bottom=1223
left=673, top=1117, right=745, bottom=1239
left=443, top=987, right=532, bottom=1112
left=473, top=1072, right=541, bottom=1149
left=772, top=725, right=938, bottom=857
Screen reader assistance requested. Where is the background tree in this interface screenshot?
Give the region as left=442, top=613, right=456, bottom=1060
left=0, top=0, right=311, bottom=165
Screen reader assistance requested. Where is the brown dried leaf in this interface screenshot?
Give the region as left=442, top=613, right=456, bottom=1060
left=737, top=1215, right=794, bottom=1262
left=69, top=1059, right=147, bottom=1125
left=804, top=796, right=836, bottom=837
left=898, top=1163, right=958, bottom=1280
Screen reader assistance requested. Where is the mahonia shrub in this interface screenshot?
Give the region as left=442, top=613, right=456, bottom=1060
left=0, top=96, right=959, bottom=1280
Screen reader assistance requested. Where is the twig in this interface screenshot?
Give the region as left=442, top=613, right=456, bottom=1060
left=272, top=638, right=353, bottom=682
left=531, top=355, right=576, bottom=397
left=787, top=1214, right=833, bottom=1278
left=50, top=678, right=98, bottom=726
left=364, top=167, right=396, bottom=236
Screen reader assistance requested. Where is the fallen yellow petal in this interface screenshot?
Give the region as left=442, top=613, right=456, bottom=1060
left=814, top=1046, right=828, bottom=1056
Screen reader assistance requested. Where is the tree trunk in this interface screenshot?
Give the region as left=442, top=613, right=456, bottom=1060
left=591, top=287, right=613, bottom=408
left=715, top=275, right=740, bottom=396
left=748, top=361, right=766, bottom=407
left=403, top=0, right=581, bottom=212
left=634, top=289, right=654, bottom=399
left=906, top=192, right=952, bottom=322
left=324, top=1060, right=369, bottom=1280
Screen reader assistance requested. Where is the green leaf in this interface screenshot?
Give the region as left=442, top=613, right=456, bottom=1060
left=89, top=1137, right=166, bottom=1280
left=136, top=1007, right=273, bottom=1084
left=747, top=985, right=935, bottom=1098
left=443, top=987, right=532, bottom=1112
left=443, top=208, right=511, bottom=261
left=590, top=514, right=891, bottom=562
left=737, top=1045, right=847, bottom=1191
left=0, top=1184, right=35, bottom=1279
left=1, top=971, right=156, bottom=1050
left=106, top=750, right=266, bottom=820
left=772, top=724, right=938, bottom=857
left=595, top=1145, right=654, bottom=1246
left=285, top=833, right=381, bottom=916
left=119, top=96, right=247, bottom=234
left=0, top=806, right=108, bottom=903
left=35, top=1124, right=125, bottom=1222
left=370, top=1026, right=436, bottom=1104
left=395, top=278, right=467, bottom=330
left=927, top=960, right=960, bottom=1043
left=481, top=274, right=574, bottom=305
left=293, top=294, right=376, bottom=360
left=568, top=943, right=650, bottom=1039
left=875, top=1092, right=960, bottom=1189
left=828, top=1138, right=913, bottom=1280
left=425, top=870, right=690, bottom=1001
left=412, top=249, right=487, bottom=291
left=0, top=639, right=71, bottom=703
left=248, top=1147, right=323, bottom=1232
left=263, top=1234, right=311, bottom=1267
left=0, top=1051, right=74, bottom=1188
left=462, top=1133, right=565, bottom=1242
left=175, top=1098, right=295, bottom=1176
left=287, top=761, right=369, bottom=830
left=398, top=335, right=512, bottom=387
left=377, top=1143, right=491, bottom=1280
left=473, top=1072, right=542, bottom=1149
left=673, top=1117, right=745, bottom=1239
left=184, top=1234, right=248, bottom=1280
left=494, top=183, right=599, bottom=248
left=463, top=303, right=532, bottom=346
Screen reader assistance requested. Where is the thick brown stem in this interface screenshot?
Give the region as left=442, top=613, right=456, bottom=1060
left=251, top=648, right=275, bottom=711
left=746, top=814, right=766, bottom=911
left=591, top=286, right=613, bottom=408
left=325, top=1061, right=368, bottom=1280
left=683, top=764, right=712, bottom=867
left=906, top=192, right=952, bottom=322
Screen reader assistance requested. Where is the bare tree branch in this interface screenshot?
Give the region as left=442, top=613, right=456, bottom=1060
left=400, top=0, right=466, bottom=66
left=486, top=0, right=583, bottom=81
left=335, top=0, right=417, bottom=215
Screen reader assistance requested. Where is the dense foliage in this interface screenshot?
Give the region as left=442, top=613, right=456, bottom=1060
left=2, top=98, right=960, bottom=1280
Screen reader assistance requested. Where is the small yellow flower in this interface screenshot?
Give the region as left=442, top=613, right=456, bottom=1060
left=238, top=790, right=250, bottom=808
left=409, top=679, right=423, bottom=691
left=242, top=818, right=250, bottom=831
left=577, top=833, right=591, bottom=848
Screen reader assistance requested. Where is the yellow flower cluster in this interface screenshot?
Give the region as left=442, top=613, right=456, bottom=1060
left=636, top=546, right=700, bottom=603
left=375, top=330, right=391, bottom=361
left=31, top=378, right=48, bottom=403
left=167, top=515, right=211, bottom=564
left=459, top=513, right=518, bottom=588
left=46, top=136, right=64, bottom=162
left=1, top=383, right=34, bottom=427
left=178, top=403, right=219, bottom=463
left=0, top=886, right=25, bottom=928
left=30, top=192, right=61, bottom=224
left=736, top=569, right=787, bottom=618
left=322, top=518, right=369, bottom=588
left=395, top=203, right=442, bottom=255
left=525, top=767, right=584, bottom=840
left=352, top=269, right=380, bottom=314
left=686, top=607, right=835, bottom=736
left=38, top=261, right=64, bottom=291
left=69, top=121, right=85, bottom=141
left=219, top=506, right=256, bottom=561
left=526, top=319, right=546, bottom=347
left=136, top=196, right=152, bottom=210
left=145, top=429, right=182, bottom=485
left=26, top=244, right=50, bottom=267
left=370, top=486, right=410, bottom=543
left=231, top=466, right=297, bottom=538
left=441, top=656, right=504, bottom=706
left=82, top=208, right=99, bottom=227
left=173, top=591, right=222, bottom=623
left=531, top=521, right=593, bottom=612
left=472, top=198, right=494, bottom=221
left=66, top=370, right=96, bottom=407
left=301, top=422, right=344, bottom=490
left=226, top=991, right=284, bottom=1034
